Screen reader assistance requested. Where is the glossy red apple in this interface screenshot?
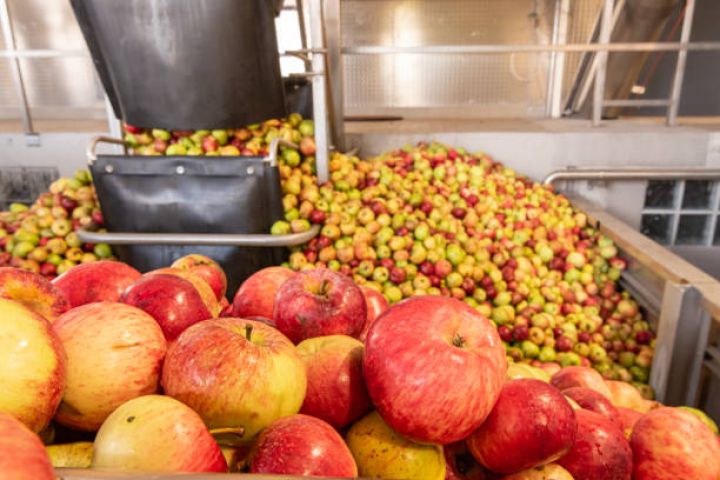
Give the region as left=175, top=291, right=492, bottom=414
left=53, top=302, right=167, bottom=431
left=121, top=273, right=213, bottom=341
left=358, top=286, right=388, bottom=342
left=249, top=414, right=357, bottom=477
left=550, top=366, right=611, bottom=399
left=273, top=268, right=366, bottom=344
left=296, top=335, right=372, bottom=429
left=0, top=298, right=65, bottom=433
left=631, top=407, right=720, bottom=480
left=145, top=268, right=220, bottom=317
left=231, top=266, right=296, bottom=319
left=161, top=318, right=306, bottom=439
left=171, top=254, right=227, bottom=301
left=557, top=409, right=632, bottom=480
left=52, top=260, right=141, bottom=308
left=563, top=387, right=620, bottom=426
left=467, top=379, right=577, bottom=474
left=0, top=411, right=54, bottom=479
left=444, top=442, right=489, bottom=480
left=0, top=267, right=70, bottom=322
left=364, top=296, right=506, bottom=444
left=93, top=395, right=227, bottom=473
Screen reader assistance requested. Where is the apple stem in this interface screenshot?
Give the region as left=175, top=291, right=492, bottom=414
left=245, top=324, right=253, bottom=342
left=453, top=334, right=465, bottom=348
left=209, top=426, right=246, bottom=446
left=319, top=279, right=330, bottom=296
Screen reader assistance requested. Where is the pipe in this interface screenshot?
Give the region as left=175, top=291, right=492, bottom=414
left=543, top=168, right=720, bottom=185
left=76, top=224, right=320, bottom=247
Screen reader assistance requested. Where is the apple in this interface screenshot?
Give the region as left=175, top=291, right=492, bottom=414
left=0, top=411, right=55, bottom=480
left=467, top=378, right=577, bottom=474
left=550, top=366, right=612, bottom=399
left=606, top=380, right=654, bottom=413
left=616, top=407, right=642, bottom=439
left=506, top=363, right=551, bottom=382
left=444, top=442, right=489, bottom=480
left=121, top=273, right=214, bottom=341
left=231, top=266, right=296, bottom=319
left=537, top=362, right=562, bottom=377
left=631, top=407, right=720, bottom=480
left=0, top=267, right=70, bottom=322
left=0, top=298, right=65, bottom=433
left=358, top=286, right=388, bottom=342
left=161, top=318, right=306, bottom=439
left=557, top=409, right=632, bottom=480
left=296, top=335, right=372, bottom=429
left=363, top=296, right=506, bottom=444
left=46, top=441, right=93, bottom=468
left=171, top=254, right=227, bottom=301
left=53, top=302, right=167, bottom=431
left=501, top=463, right=573, bottom=480
left=51, top=260, right=141, bottom=307
left=145, top=268, right=220, bottom=317
left=249, top=414, right=357, bottom=477
left=678, top=406, right=719, bottom=434
left=273, top=268, right=367, bottom=344
left=346, top=410, right=446, bottom=480
left=563, top=387, right=620, bottom=426
left=93, top=395, right=226, bottom=472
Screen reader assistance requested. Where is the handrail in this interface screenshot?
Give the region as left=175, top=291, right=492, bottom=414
left=76, top=224, right=320, bottom=247
left=543, top=168, right=720, bottom=186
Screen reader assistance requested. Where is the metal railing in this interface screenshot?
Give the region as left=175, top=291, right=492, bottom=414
left=543, top=167, right=720, bottom=186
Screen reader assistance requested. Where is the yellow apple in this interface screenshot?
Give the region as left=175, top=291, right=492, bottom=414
left=501, top=463, right=574, bottom=479
left=346, top=410, right=446, bottom=480
left=0, top=298, right=65, bottom=432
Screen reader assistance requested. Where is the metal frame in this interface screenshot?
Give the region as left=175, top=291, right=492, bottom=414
left=0, top=0, right=35, bottom=136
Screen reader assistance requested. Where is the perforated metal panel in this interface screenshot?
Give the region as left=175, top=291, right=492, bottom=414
left=0, top=166, right=59, bottom=209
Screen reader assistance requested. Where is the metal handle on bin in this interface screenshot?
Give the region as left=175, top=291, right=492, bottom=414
left=76, top=224, right=320, bottom=247
left=87, top=136, right=127, bottom=163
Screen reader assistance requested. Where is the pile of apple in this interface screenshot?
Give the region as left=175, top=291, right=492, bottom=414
left=0, top=258, right=718, bottom=480
left=0, top=170, right=113, bottom=279
left=123, top=113, right=316, bottom=160
left=272, top=142, right=655, bottom=389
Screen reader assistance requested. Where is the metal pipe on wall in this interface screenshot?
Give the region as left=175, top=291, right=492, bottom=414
left=667, top=0, right=697, bottom=126
left=543, top=167, right=720, bottom=185
left=0, top=0, right=35, bottom=135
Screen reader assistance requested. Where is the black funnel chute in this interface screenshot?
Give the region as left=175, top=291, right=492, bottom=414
left=70, top=0, right=287, bottom=130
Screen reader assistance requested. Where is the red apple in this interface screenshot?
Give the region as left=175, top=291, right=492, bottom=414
left=467, top=379, right=577, bottom=474
left=0, top=267, right=70, bottom=322
left=631, top=407, right=720, bottom=480
left=231, top=266, right=296, bottom=319
left=53, top=302, right=167, bottom=431
left=616, top=407, right=642, bottom=439
left=145, top=268, right=220, bottom=317
left=557, top=409, right=632, bottom=480
left=249, top=414, right=357, bottom=477
left=93, top=395, right=226, bottom=472
left=161, top=318, right=306, bottom=439
left=121, top=274, right=213, bottom=341
left=0, top=411, right=54, bottom=479
left=358, top=286, right=388, bottom=342
left=550, top=366, right=612, bottom=399
left=296, top=335, right=372, bottom=429
left=364, top=296, right=506, bottom=444
left=563, top=387, right=620, bottom=427
left=537, top=362, right=562, bottom=377
left=0, top=299, right=65, bottom=433
left=52, top=260, right=141, bottom=308
left=444, top=442, right=489, bottom=480
left=171, top=254, right=227, bottom=301
left=273, top=268, right=367, bottom=344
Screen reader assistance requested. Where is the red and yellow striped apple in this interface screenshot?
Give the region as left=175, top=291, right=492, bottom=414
left=0, top=298, right=65, bottom=433
left=161, top=318, right=306, bottom=439
left=171, top=254, right=227, bottom=302
left=363, top=296, right=506, bottom=444
left=0, top=267, right=69, bottom=322
left=249, top=414, right=357, bottom=476
left=231, top=266, right=296, bottom=319
left=52, top=260, right=141, bottom=307
left=53, top=302, right=167, bottom=431
left=296, top=335, right=371, bottom=429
